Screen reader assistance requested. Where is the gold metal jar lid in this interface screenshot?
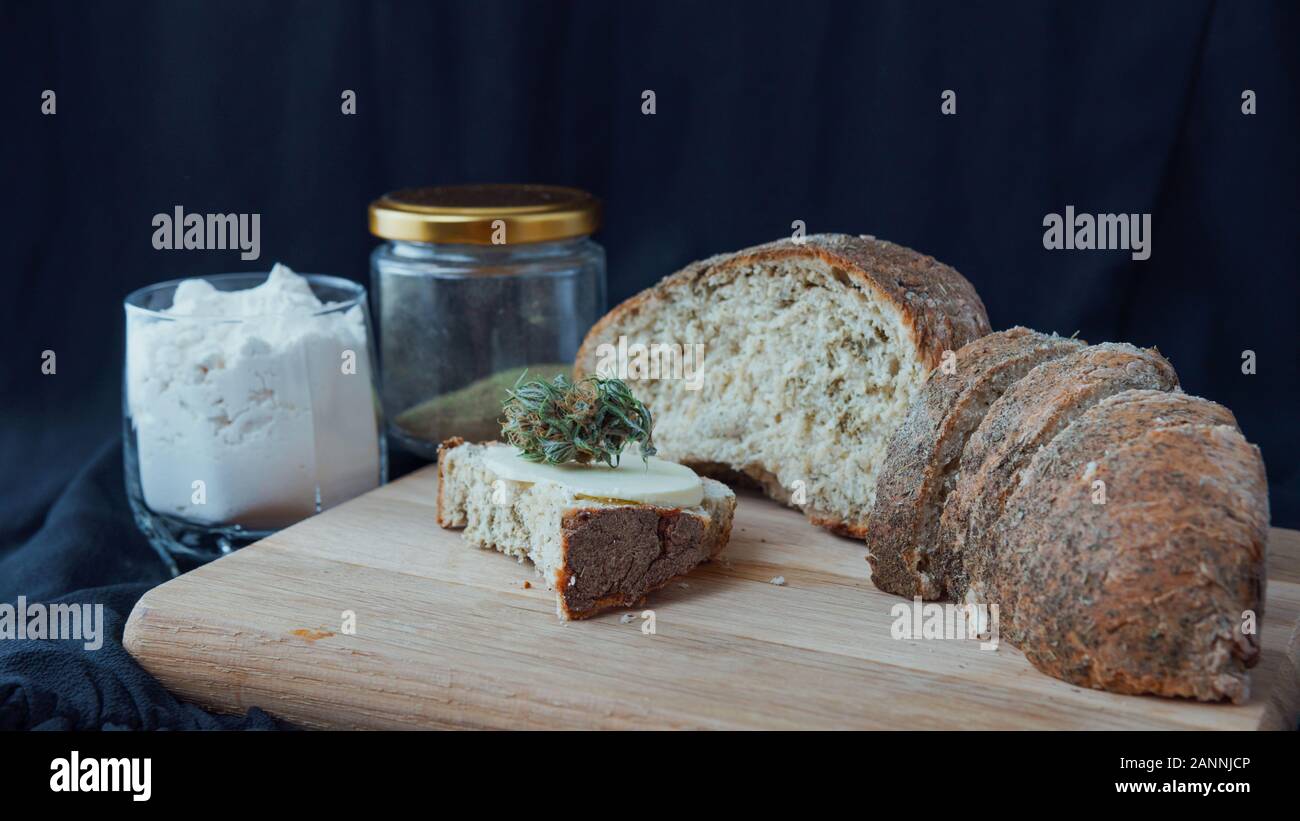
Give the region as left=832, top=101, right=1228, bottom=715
left=368, top=184, right=601, bottom=244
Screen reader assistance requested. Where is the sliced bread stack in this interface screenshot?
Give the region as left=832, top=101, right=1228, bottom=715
left=864, top=331, right=1270, bottom=702
left=865, top=327, right=1086, bottom=599
left=939, top=342, right=1181, bottom=607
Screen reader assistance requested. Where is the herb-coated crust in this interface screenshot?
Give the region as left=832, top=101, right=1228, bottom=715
left=940, top=343, right=1180, bottom=605
left=1002, top=423, right=1268, bottom=702
left=993, top=389, right=1240, bottom=642
left=865, top=327, right=1086, bottom=599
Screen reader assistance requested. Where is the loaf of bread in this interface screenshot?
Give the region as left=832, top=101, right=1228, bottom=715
left=940, top=342, right=1180, bottom=606
left=864, top=319, right=1271, bottom=701
left=865, top=327, right=1085, bottom=599
left=437, top=438, right=737, bottom=620
left=999, top=419, right=1268, bottom=702
left=575, top=234, right=990, bottom=536
left=568, top=230, right=1270, bottom=701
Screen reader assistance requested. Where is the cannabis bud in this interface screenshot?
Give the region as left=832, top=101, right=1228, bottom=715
left=501, top=374, right=657, bottom=467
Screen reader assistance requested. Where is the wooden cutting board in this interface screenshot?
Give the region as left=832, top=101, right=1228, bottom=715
left=123, top=465, right=1300, bottom=730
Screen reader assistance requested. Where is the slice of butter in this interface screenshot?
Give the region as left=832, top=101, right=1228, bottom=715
left=482, top=444, right=704, bottom=508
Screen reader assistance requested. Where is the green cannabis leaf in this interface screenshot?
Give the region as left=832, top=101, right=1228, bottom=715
left=501, top=373, right=657, bottom=467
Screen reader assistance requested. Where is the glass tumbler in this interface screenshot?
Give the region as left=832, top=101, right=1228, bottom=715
left=123, top=272, right=386, bottom=574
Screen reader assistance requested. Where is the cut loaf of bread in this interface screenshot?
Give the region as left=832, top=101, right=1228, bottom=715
left=575, top=234, right=990, bottom=537
left=865, top=327, right=1086, bottom=599
left=940, top=342, right=1179, bottom=608
left=999, top=419, right=1267, bottom=702
left=436, top=438, right=737, bottom=620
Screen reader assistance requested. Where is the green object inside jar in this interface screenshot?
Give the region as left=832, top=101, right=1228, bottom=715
left=394, top=363, right=573, bottom=444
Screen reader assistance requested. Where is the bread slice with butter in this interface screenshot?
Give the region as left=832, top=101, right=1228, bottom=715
left=436, top=437, right=736, bottom=620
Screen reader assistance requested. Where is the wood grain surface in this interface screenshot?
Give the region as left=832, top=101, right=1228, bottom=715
left=123, top=465, right=1300, bottom=730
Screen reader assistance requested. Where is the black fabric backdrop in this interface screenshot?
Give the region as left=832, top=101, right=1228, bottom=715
left=0, top=1, right=1297, bottom=729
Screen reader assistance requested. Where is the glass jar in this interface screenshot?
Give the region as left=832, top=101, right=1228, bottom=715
left=123, top=270, right=386, bottom=574
left=369, top=185, right=606, bottom=458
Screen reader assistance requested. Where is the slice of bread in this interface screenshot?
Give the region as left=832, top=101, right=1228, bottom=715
left=574, top=234, right=990, bottom=537
left=940, top=343, right=1179, bottom=607
left=865, top=327, right=1086, bottom=599
left=1001, top=423, right=1268, bottom=702
left=436, top=438, right=737, bottom=620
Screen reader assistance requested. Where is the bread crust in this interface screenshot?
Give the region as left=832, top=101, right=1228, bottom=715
left=941, top=343, right=1180, bottom=606
left=435, top=436, right=467, bottom=527
left=1002, top=424, right=1268, bottom=702
left=865, top=328, right=1086, bottom=599
left=993, top=390, right=1239, bottom=641
left=575, top=234, right=990, bottom=535
left=557, top=495, right=734, bottom=619
left=578, top=233, right=988, bottom=379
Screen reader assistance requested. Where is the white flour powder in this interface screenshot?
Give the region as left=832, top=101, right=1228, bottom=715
left=126, top=264, right=380, bottom=530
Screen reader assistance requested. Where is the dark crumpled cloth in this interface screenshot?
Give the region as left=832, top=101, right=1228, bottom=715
left=0, top=440, right=282, bottom=730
